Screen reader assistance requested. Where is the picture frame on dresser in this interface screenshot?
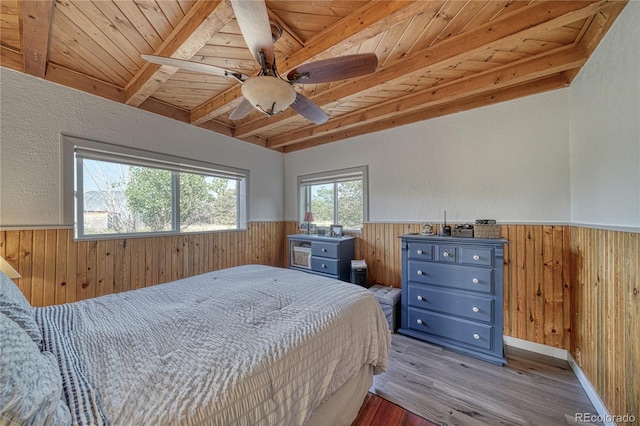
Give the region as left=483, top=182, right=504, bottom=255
left=330, top=225, right=343, bottom=237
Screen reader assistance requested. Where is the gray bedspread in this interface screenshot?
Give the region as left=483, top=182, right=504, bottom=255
left=37, top=265, right=390, bottom=425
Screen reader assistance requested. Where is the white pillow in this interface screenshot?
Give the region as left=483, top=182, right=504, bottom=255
left=0, top=271, right=43, bottom=349
left=0, top=312, right=71, bottom=425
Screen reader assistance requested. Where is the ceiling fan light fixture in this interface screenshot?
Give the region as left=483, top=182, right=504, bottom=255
left=242, top=76, right=296, bottom=116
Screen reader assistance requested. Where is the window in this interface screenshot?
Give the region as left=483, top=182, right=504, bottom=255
left=298, top=166, right=368, bottom=232
left=63, top=136, right=247, bottom=239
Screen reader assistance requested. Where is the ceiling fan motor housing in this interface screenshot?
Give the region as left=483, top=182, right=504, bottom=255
left=241, top=76, right=297, bottom=116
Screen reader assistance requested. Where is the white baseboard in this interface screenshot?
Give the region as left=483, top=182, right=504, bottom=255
left=566, top=353, right=615, bottom=426
left=503, top=335, right=568, bottom=360
left=503, top=336, right=614, bottom=426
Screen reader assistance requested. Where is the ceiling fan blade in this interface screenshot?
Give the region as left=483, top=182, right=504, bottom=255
left=230, top=0, right=275, bottom=69
left=141, top=54, right=248, bottom=81
left=229, top=98, right=255, bottom=120
left=290, top=93, right=328, bottom=125
left=287, top=53, right=378, bottom=84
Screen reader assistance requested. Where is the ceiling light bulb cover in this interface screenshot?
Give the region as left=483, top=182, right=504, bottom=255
left=242, top=76, right=296, bottom=116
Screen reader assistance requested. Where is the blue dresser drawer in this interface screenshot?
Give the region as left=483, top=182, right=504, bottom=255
left=407, top=242, right=434, bottom=261
left=436, top=245, right=457, bottom=263
left=408, top=284, right=493, bottom=323
left=311, top=257, right=339, bottom=275
left=312, top=242, right=338, bottom=258
left=407, top=308, right=493, bottom=351
left=407, top=260, right=493, bottom=293
left=460, top=246, right=494, bottom=266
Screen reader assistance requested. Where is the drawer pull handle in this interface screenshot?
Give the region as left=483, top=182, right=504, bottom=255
left=417, top=295, right=424, bottom=301
left=417, top=270, right=423, bottom=276
left=472, top=278, right=479, bottom=284
left=473, top=255, right=480, bottom=260
left=473, top=333, right=480, bottom=340
left=322, top=248, right=327, bottom=252
left=472, top=306, right=479, bottom=313
left=416, top=319, right=423, bottom=325
left=443, top=252, right=450, bottom=258
left=417, top=249, right=423, bottom=255
left=321, top=264, right=327, bottom=268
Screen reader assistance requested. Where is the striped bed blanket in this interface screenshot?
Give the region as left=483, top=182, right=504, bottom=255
left=36, top=265, right=390, bottom=425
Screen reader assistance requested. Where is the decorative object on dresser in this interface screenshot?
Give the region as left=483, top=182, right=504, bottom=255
left=453, top=224, right=474, bottom=238
left=420, top=223, right=434, bottom=236
left=288, top=234, right=355, bottom=282
left=398, top=234, right=508, bottom=365
left=303, top=211, right=314, bottom=234
left=474, top=219, right=501, bottom=239
left=369, top=285, right=401, bottom=331
left=440, top=211, right=451, bottom=236
left=330, top=224, right=343, bottom=237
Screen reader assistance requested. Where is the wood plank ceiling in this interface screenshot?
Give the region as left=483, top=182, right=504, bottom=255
left=0, top=0, right=628, bottom=152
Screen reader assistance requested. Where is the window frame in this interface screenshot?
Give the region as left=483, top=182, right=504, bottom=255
left=62, top=135, right=249, bottom=240
left=297, top=166, right=368, bottom=233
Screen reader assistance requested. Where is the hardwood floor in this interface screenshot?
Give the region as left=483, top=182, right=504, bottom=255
left=353, top=393, right=436, bottom=426
left=366, top=334, right=600, bottom=426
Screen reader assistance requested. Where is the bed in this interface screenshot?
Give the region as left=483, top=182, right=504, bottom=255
left=0, top=264, right=391, bottom=425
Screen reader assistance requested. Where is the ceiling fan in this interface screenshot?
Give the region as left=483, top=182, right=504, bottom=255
left=142, top=0, right=378, bottom=125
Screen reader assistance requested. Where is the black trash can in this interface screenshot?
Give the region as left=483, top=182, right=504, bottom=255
left=350, top=260, right=367, bottom=287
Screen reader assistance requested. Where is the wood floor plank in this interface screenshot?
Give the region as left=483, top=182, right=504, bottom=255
left=356, top=393, right=383, bottom=425
left=367, top=334, right=601, bottom=426
left=353, top=393, right=436, bottom=426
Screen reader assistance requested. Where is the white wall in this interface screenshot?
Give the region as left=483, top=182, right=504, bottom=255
left=570, top=1, right=640, bottom=229
left=284, top=89, right=571, bottom=224
left=0, top=68, right=284, bottom=226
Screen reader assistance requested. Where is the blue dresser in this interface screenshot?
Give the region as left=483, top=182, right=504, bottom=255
left=399, top=234, right=508, bottom=365
left=288, top=234, right=355, bottom=282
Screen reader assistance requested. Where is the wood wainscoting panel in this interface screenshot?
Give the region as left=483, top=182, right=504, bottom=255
left=500, top=224, right=572, bottom=350
left=286, top=222, right=572, bottom=350
left=571, top=227, right=639, bottom=424
left=0, top=222, right=285, bottom=306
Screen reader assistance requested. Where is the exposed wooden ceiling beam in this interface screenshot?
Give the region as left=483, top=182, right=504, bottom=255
left=125, top=0, right=235, bottom=107
left=283, top=74, right=571, bottom=153
left=139, top=98, right=190, bottom=123
left=578, top=1, right=627, bottom=53
left=190, top=85, right=243, bottom=124
left=267, top=9, right=304, bottom=51
left=277, top=0, right=444, bottom=72
left=268, top=46, right=588, bottom=149
left=234, top=0, right=615, bottom=139
left=21, top=0, right=54, bottom=78
left=197, top=119, right=234, bottom=137
left=45, top=63, right=124, bottom=103
left=564, top=1, right=627, bottom=83
left=189, top=0, right=442, bottom=125
left=0, top=45, right=24, bottom=72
